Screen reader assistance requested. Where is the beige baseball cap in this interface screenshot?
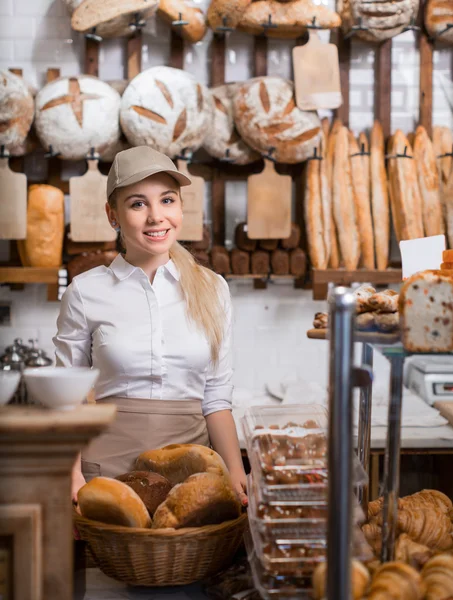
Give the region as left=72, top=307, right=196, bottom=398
left=107, top=146, right=191, bottom=198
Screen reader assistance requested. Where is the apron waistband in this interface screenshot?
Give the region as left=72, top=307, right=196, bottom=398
left=95, top=396, right=204, bottom=415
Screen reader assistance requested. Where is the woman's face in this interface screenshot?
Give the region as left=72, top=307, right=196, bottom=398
left=107, top=173, right=183, bottom=258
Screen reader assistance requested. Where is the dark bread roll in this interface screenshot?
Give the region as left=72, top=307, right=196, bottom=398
left=281, top=224, right=301, bottom=249
left=289, top=248, right=307, bottom=277
left=271, top=249, right=289, bottom=275
left=67, top=250, right=118, bottom=281
left=115, top=471, right=172, bottom=516
left=211, top=246, right=231, bottom=275
left=251, top=250, right=270, bottom=275
left=235, top=222, right=257, bottom=252
left=231, top=248, right=250, bottom=274
left=259, top=239, right=278, bottom=251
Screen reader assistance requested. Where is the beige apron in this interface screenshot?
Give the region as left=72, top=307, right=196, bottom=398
left=81, top=397, right=209, bottom=481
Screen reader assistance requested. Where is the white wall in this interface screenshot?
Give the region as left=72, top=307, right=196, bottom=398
left=0, top=0, right=452, bottom=396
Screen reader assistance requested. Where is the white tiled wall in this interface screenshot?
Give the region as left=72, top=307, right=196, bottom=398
left=0, top=0, right=452, bottom=395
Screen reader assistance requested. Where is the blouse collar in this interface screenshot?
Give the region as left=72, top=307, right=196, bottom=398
left=110, top=253, right=180, bottom=282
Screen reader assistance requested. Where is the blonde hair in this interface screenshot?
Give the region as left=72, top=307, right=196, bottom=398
left=108, top=189, right=225, bottom=365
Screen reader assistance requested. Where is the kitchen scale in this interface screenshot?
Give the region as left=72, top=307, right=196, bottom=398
left=405, top=356, right=453, bottom=406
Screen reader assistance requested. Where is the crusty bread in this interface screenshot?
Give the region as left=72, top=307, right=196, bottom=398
left=78, top=476, right=152, bottom=528
left=152, top=472, right=241, bottom=529
left=413, top=125, right=444, bottom=238
left=232, top=77, right=321, bottom=164
left=370, top=121, right=389, bottom=269
left=400, top=270, right=453, bottom=352
left=116, top=471, right=172, bottom=517
left=157, top=0, right=207, bottom=43
left=349, top=131, right=375, bottom=269
left=207, top=0, right=251, bottom=30
left=387, top=130, right=424, bottom=241
left=320, top=131, right=331, bottom=266
left=237, top=0, right=341, bottom=38
left=305, top=151, right=327, bottom=269
left=343, top=0, right=419, bottom=42
left=433, top=126, right=453, bottom=247
left=332, top=126, right=360, bottom=270
left=425, top=0, right=453, bottom=44
left=444, top=250, right=453, bottom=262
left=136, top=444, right=230, bottom=486
left=359, top=131, right=371, bottom=208
left=0, top=70, right=34, bottom=156
left=326, top=119, right=342, bottom=268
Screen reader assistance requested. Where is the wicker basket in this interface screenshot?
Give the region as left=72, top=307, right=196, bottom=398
left=74, top=510, right=248, bottom=586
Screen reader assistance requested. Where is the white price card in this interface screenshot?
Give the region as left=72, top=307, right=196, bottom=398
left=400, top=235, right=446, bottom=280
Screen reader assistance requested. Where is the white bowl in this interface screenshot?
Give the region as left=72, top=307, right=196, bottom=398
left=23, top=367, right=100, bottom=410
left=0, top=371, right=21, bottom=405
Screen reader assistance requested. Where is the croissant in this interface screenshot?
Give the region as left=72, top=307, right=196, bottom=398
left=400, top=490, right=452, bottom=514
left=395, top=533, right=434, bottom=570
left=368, top=498, right=384, bottom=519
left=362, top=520, right=382, bottom=556
left=422, top=554, right=453, bottom=600
left=396, top=508, right=453, bottom=551
left=368, top=562, right=426, bottom=600
left=312, top=559, right=370, bottom=600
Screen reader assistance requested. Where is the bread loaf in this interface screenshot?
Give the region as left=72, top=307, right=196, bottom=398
left=232, top=77, right=321, bottom=164
left=35, top=75, right=121, bottom=160
left=342, top=0, right=419, bottom=42
left=370, top=121, right=389, bottom=269
left=289, top=248, right=307, bottom=277
left=425, top=0, right=453, bottom=44
left=326, top=119, right=342, bottom=268
left=251, top=250, right=270, bottom=275
left=231, top=248, right=250, bottom=274
left=152, top=472, right=241, bottom=529
left=78, top=476, right=152, bottom=528
left=136, top=444, right=231, bottom=486
left=319, top=131, right=331, bottom=266
left=413, top=125, right=444, bottom=238
left=188, top=224, right=211, bottom=251
left=271, top=248, right=289, bottom=275
left=235, top=222, right=256, bottom=252
left=66, top=0, right=159, bottom=38
left=19, top=185, right=64, bottom=268
left=115, top=471, right=172, bottom=516
left=433, top=126, right=453, bottom=247
left=157, top=0, right=207, bottom=43
left=259, top=239, right=278, bottom=251
left=387, top=130, right=424, bottom=241
left=0, top=70, right=34, bottom=156
left=204, top=84, right=259, bottom=165
left=305, top=152, right=328, bottom=269
left=359, top=131, right=371, bottom=206
left=281, top=223, right=301, bottom=250
left=444, top=250, right=453, bottom=262
left=207, top=0, right=251, bottom=30
left=237, top=0, right=341, bottom=38
left=67, top=250, right=118, bottom=281
left=332, top=127, right=360, bottom=270
left=210, top=246, right=231, bottom=275
left=120, top=67, right=213, bottom=158
left=191, top=249, right=210, bottom=268
left=349, top=131, right=375, bottom=269
left=400, top=270, right=453, bottom=352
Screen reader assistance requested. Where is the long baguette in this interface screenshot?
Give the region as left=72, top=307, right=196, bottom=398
left=326, top=119, right=342, bottom=268
left=359, top=131, right=371, bottom=207
left=370, top=121, right=390, bottom=269
left=413, top=125, right=444, bottom=237
left=304, top=154, right=327, bottom=269
left=433, top=126, right=453, bottom=245
left=349, top=131, right=375, bottom=269
left=320, top=131, right=331, bottom=266
left=333, top=126, right=360, bottom=269
left=387, top=130, right=424, bottom=241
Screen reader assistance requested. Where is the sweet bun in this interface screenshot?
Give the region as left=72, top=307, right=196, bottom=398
left=115, top=471, right=172, bottom=517
left=136, top=444, right=230, bottom=486
left=152, top=472, right=241, bottom=529
left=78, top=476, right=151, bottom=528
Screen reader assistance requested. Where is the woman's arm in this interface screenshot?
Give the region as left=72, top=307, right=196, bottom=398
left=206, top=410, right=247, bottom=506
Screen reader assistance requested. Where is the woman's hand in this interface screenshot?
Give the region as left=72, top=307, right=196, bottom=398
left=230, top=468, right=248, bottom=508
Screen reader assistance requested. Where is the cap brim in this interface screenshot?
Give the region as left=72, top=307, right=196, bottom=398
left=115, top=166, right=192, bottom=191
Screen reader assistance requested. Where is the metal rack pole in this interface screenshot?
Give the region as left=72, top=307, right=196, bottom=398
left=381, top=354, right=405, bottom=562
left=326, top=287, right=355, bottom=600
left=357, top=343, right=373, bottom=516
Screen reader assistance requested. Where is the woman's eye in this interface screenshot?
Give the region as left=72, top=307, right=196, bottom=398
left=162, top=197, right=174, bottom=205
left=131, top=201, right=145, bottom=208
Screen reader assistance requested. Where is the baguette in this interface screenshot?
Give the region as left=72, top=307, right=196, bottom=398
left=305, top=154, right=328, bottom=269
left=326, top=119, right=342, bottom=268
left=413, top=125, right=444, bottom=237
left=320, top=131, right=331, bottom=266
left=349, top=131, right=375, bottom=269
left=359, top=131, right=371, bottom=209
left=446, top=168, right=453, bottom=248
left=370, top=120, right=390, bottom=268
left=433, top=126, right=453, bottom=246
left=387, top=130, right=424, bottom=241
left=332, top=126, right=360, bottom=270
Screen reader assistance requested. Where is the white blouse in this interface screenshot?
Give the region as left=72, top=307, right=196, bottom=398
left=53, top=254, right=233, bottom=416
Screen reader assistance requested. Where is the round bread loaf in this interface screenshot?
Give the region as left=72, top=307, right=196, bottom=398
left=425, top=0, right=453, bottom=44
left=203, top=84, right=260, bottom=165
left=232, top=77, right=321, bottom=164
left=64, top=0, right=159, bottom=38
left=152, top=472, right=241, bottom=529
left=35, top=75, right=121, bottom=160
left=157, top=0, right=207, bottom=43
left=115, top=471, right=172, bottom=516
left=136, top=444, right=230, bottom=486
left=78, top=476, right=152, bottom=528
left=120, top=67, right=213, bottom=158
left=0, top=70, right=34, bottom=156
left=207, top=0, right=251, bottom=30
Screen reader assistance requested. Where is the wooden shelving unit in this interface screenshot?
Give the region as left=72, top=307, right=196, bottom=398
left=312, top=268, right=403, bottom=300
left=0, top=267, right=63, bottom=301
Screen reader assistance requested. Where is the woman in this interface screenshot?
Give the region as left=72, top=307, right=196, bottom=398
left=54, top=146, right=247, bottom=506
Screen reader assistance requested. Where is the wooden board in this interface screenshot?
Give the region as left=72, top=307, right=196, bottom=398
left=247, top=159, right=292, bottom=239
left=0, top=157, right=27, bottom=240
left=177, top=160, right=204, bottom=241
left=307, top=328, right=401, bottom=344
left=69, top=160, right=117, bottom=242
left=293, top=31, right=342, bottom=111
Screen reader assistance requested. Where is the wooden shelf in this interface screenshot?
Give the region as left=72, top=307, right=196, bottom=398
left=0, top=267, right=65, bottom=301
left=307, top=327, right=400, bottom=345
left=312, top=268, right=402, bottom=300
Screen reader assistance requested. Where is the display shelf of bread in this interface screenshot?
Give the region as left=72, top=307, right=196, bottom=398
left=73, top=444, right=247, bottom=586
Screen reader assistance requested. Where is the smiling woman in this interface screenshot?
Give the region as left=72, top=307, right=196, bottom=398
left=54, top=146, right=248, bottom=510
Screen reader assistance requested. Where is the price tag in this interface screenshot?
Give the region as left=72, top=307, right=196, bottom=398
left=400, top=235, right=446, bottom=280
